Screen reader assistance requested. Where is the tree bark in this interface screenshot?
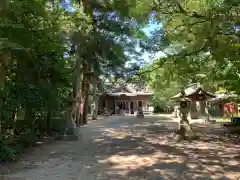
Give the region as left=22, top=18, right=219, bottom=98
left=80, top=63, right=89, bottom=124
left=0, top=52, right=10, bottom=133
left=91, top=95, right=99, bottom=120
left=91, top=82, right=99, bottom=120
left=72, top=51, right=82, bottom=126
left=46, top=103, right=52, bottom=127
left=24, top=104, right=35, bottom=128
left=82, top=77, right=90, bottom=124
left=79, top=63, right=86, bottom=125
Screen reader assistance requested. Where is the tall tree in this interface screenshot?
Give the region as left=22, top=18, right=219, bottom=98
left=69, top=0, right=149, bottom=125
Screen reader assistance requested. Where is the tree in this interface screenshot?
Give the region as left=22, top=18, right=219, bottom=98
left=131, top=0, right=240, bottom=140
left=69, top=0, right=150, bottom=125
left=0, top=0, right=75, bottom=135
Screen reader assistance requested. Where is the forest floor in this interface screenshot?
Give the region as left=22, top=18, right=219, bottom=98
left=1, top=115, right=240, bottom=180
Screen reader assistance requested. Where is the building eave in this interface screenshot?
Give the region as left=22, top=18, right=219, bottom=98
left=171, top=86, right=216, bottom=100
left=108, top=92, right=153, bottom=97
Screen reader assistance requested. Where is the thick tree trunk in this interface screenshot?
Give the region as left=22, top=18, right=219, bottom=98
left=91, top=82, right=99, bottom=120
left=82, top=79, right=90, bottom=124
left=72, top=54, right=82, bottom=126
left=74, top=87, right=82, bottom=126
left=80, top=68, right=88, bottom=124
left=11, top=108, right=17, bottom=122
left=46, top=103, right=52, bottom=127
left=79, top=71, right=86, bottom=125
left=24, top=104, right=35, bottom=129
left=91, top=96, right=99, bottom=120
left=0, top=52, right=10, bottom=133
left=0, top=53, right=9, bottom=88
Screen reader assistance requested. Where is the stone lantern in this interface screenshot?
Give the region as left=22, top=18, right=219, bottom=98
left=137, top=105, right=144, bottom=118
left=176, top=89, right=196, bottom=141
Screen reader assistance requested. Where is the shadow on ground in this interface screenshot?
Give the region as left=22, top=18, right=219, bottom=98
left=92, top=116, right=240, bottom=179
left=1, top=115, right=240, bottom=180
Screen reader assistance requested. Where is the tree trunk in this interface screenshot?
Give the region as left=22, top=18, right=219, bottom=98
left=79, top=71, right=86, bottom=125
left=91, top=81, right=99, bottom=120
left=46, top=103, right=52, bottom=127
left=74, top=86, right=82, bottom=126
left=92, top=95, right=99, bottom=120
left=24, top=104, right=35, bottom=130
left=72, top=53, right=82, bottom=126
left=11, top=108, right=17, bottom=122
left=0, top=52, right=10, bottom=133
left=82, top=78, right=90, bottom=124
left=80, top=67, right=89, bottom=124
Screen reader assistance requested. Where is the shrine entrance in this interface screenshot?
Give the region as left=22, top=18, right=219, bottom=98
left=115, top=101, right=129, bottom=114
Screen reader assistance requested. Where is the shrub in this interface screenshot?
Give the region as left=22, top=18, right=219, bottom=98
left=16, top=129, right=38, bottom=148
left=153, top=106, right=164, bottom=113
left=0, top=132, right=20, bottom=163
left=0, top=144, right=18, bottom=163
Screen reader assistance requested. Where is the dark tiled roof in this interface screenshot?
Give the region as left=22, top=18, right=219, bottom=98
left=104, top=83, right=153, bottom=96
left=171, top=84, right=215, bottom=99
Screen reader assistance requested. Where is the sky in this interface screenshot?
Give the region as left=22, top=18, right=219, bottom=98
left=138, top=23, right=166, bottom=64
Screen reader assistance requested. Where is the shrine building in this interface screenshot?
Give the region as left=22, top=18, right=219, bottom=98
left=171, top=84, right=216, bottom=119
left=98, top=83, right=153, bottom=115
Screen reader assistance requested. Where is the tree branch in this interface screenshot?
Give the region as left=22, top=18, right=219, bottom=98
left=164, top=20, right=207, bottom=37
left=133, top=43, right=208, bottom=78
left=153, top=0, right=210, bottom=20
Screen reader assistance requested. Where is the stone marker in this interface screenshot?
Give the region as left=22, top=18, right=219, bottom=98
left=57, top=111, right=78, bottom=141
left=137, top=107, right=144, bottom=118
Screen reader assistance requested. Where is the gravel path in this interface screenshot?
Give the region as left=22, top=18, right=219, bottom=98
left=1, top=115, right=240, bottom=180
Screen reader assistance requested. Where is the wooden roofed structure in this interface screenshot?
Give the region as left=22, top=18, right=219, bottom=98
left=171, top=84, right=216, bottom=119
left=171, top=85, right=216, bottom=101
left=207, top=93, right=238, bottom=117
left=98, top=82, right=153, bottom=115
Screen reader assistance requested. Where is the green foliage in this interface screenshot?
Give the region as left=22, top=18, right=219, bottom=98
left=0, top=144, right=18, bottom=163
left=16, top=129, right=38, bottom=148
left=135, top=0, right=240, bottom=102
left=136, top=60, right=183, bottom=107
left=0, top=0, right=153, bottom=162
left=0, top=128, right=38, bottom=163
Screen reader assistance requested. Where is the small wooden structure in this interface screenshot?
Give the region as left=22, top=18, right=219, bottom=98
left=171, top=84, right=216, bottom=119
left=207, top=93, right=238, bottom=117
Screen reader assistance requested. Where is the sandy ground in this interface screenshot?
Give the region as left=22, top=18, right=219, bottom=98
left=1, top=115, right=240, bottom=180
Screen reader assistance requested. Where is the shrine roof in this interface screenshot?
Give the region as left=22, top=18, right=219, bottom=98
left=105, top=82, right=153, bottom=96
left=207, top=93, right=238, bottom=103
left=171, top=84, right=216, bottom=100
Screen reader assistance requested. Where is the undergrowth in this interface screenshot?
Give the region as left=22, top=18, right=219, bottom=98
left=0, top=129, right=38, bottom=163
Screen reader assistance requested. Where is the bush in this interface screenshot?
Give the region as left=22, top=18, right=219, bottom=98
left=13, top=120, right=30, bottom=135
left=0, top=144, right=18, bottom=163
left=0, top=132, right=21, bottom=163
left=16, top=129, right=38, bottom=148
left=153, top=106, right=164, bottom=113
left=0, top=128, right=39, bottom=163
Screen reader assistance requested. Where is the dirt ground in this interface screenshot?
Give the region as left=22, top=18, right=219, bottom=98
left=1, top=115, right=240, bottom=180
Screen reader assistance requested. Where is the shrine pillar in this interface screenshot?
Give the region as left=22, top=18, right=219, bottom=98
left=190, top=102, right=198, bottom=119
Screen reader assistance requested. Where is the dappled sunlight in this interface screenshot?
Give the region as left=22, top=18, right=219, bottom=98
left=90, top=116, right=240, bottom=179
left=98, top=152, right=184, bottom=177
left=5, top=115, right=238, bottom=179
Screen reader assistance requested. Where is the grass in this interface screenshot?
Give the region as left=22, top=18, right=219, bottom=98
left=211, top=117, right=231, bottom=123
